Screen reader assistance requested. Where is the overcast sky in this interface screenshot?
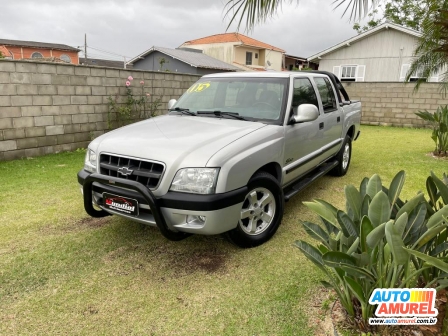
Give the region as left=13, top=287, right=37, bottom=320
left=0, top=0, right=366, bottom=61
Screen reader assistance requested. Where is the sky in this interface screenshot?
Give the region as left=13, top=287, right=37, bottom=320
left=0, top=0, right=367, bottom=61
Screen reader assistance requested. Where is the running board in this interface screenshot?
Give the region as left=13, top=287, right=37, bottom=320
left=283, top=161, right=339, bottom=201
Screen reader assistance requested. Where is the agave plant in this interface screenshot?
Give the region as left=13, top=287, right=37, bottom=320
left=295, top=171, right=448, bottom=330
left=415, top=105, right=448, bottom=155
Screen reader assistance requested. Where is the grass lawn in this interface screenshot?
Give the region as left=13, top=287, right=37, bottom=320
left=0, top=125, right=446, bottom=335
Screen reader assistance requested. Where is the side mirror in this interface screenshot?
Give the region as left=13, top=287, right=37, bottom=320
left=291, top=104, right=319, bottom=124
left=167, top=99, right=177, bottom=110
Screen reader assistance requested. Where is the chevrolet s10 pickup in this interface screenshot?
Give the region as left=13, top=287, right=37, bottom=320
left=78, top=71, right=361, bottom=247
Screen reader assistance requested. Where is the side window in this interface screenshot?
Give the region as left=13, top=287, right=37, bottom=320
left=314, top=77, right=337, bottom=113
left=292, top=78, right=318, bottom=107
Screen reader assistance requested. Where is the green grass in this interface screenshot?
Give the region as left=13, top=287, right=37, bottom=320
left=0, top=126, right=446, bottom=335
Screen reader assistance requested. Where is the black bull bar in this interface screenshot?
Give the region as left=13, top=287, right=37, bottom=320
left=82, top=173, right=190, bottom=241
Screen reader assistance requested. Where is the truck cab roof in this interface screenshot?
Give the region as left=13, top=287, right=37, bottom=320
left=202, top=71, right=324, bottom=79
left=203, top=71, right=351, bottom=102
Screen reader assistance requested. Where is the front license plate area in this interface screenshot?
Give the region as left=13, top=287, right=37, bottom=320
left=103, top=192, right=139, bottom=216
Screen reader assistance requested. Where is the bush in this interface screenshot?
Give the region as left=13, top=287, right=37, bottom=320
left=107, top=76, right=161, bottom=129
left=415, top=105, right=448, bottom=156
left=295, top=171, right=448, bottom=331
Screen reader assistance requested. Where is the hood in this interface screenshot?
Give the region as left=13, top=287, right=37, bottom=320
left=93, top=114, right=266, bottom=168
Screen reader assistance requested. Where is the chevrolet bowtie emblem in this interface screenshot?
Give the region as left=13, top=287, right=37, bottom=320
left=117, top=166, right=133, bottom=176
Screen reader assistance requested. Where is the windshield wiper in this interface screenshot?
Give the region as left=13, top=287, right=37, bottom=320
left=197, top=111, right=248, bottom=121
left=169, top=107, right=196, bottom=116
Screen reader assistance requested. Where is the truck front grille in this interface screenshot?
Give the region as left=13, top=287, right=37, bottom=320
left=99, top=154, right=165, bottom=190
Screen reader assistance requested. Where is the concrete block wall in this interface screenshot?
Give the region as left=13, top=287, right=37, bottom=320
left=0, top=60, right=200, bottom=161
left=343, top=82, right=446, bottom=127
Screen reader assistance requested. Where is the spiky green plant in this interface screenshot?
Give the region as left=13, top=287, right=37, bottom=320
left=295, top=171, right=448, bottom=332
left=415, top=105, right=448, bottom=155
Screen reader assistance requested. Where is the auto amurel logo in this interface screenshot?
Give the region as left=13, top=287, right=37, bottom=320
left=118, top=166, right=133, bottom=176
left=368, top=288, right=438, bottom=326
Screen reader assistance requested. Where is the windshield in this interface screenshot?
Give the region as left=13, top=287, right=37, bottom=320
left=171, top=77, right=289, bottom=124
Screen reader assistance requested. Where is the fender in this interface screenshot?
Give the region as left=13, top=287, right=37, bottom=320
left=207, top=126, right=284, bottom=193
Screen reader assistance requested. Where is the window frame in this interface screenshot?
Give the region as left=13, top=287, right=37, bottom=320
left=340, top=65, right=357, bottom=82
left=313, top=76, right=339, bottom=114
left=60, top=54, right=71, bottom=63
left=409, top=67, right=427, bottom=82
left=31, top=52, right=44, bottom=59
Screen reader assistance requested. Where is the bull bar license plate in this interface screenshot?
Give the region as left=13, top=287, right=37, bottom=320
left=103, top=192, right=139, bottom=216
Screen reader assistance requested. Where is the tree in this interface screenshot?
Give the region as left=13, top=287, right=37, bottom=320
left=353, top=0, right=431, bottom=33
left=224, top=0, right=378, bottom=31
left=0, top=51, right=4, bottom=59
left=353, top=7, right=382, bottom=34
left=383, top=0, right=429, bottom=31
left=406, top=0, right=448, bottom=93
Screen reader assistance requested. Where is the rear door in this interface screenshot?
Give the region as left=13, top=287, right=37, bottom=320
left=283, top=77, right=324, bottom=185
left=313, top=76, right=343, bottom=159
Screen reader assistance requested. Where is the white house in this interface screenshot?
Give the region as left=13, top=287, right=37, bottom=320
left=308, top=22, right=440, bottom=82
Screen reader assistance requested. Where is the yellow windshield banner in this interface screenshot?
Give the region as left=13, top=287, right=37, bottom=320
left=187, top=82, right=211, bottom=93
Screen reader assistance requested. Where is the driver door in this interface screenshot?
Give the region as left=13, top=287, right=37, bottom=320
left=283, top=77, right=323, bottom=185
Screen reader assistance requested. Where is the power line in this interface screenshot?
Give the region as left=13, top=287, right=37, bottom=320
left=82, top=51, right=124, bottom=60
left=88, top=45, right=133, bottom=59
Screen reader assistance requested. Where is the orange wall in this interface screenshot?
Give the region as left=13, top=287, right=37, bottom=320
left=6, top=46, right=79, bottom=64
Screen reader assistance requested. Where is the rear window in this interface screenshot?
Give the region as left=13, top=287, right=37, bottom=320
left=314, top=77, right=337, bottom=113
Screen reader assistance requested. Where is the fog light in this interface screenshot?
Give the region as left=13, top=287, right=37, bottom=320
left=186, top=215, right=207, bottom=225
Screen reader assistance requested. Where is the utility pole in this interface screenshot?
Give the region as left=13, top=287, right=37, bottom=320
left=84, top=34, right=87, bottom=64
left=123, top=56, right=126, bottom=69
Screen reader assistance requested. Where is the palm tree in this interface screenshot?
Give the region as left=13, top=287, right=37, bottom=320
left=406, top=0, right=448, bottom=93
left=224, top=0, right=379, bottom=31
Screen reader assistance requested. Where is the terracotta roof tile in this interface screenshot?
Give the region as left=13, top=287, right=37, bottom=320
left=183, top=33, right=285, bottom=53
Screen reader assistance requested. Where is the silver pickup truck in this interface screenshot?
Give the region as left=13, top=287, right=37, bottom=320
left=77, top=71, right=361, bottom=247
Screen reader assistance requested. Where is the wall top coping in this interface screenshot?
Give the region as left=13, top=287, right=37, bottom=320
left=0, top=59, right=203, bottom=78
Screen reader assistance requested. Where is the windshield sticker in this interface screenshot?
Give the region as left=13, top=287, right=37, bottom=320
left=188, top=82, right=211, bottom=93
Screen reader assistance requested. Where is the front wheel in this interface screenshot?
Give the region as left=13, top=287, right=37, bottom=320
left=330, top=135, right=352, bottom=177
left=225, top=172, right=284, bottom=248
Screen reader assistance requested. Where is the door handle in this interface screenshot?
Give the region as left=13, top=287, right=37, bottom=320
left=337, top=116, right=341, bottom=123
left=319, top=122, right=324, bottom=130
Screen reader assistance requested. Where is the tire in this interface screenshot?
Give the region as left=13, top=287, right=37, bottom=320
left=225, top=172, right=284, bottom=248
left=330, top=135, right=352, bottom=177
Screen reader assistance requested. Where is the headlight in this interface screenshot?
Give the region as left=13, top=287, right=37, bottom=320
left=170, top=168, right=219, bottom=194
left=84, top=149, right=97, bottom=173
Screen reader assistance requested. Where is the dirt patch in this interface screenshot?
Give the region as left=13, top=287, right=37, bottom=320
left=82, top=305, right=99, bottom=316
left=41, top=217, right=111, bottom=235
left=305, top=288, right=335, bottom=336
left=426, top=152, right=448, bottom=160
left=74, top=217, right=111, bottom=229
left=185, top=252, right=227, bottom=273
left=102, top=237, right=229, bottom=277
left=158, top=246, right=228, bottom=275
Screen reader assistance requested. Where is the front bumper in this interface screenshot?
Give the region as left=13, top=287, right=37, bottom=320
left=77, top=170, right=246, bottom=236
